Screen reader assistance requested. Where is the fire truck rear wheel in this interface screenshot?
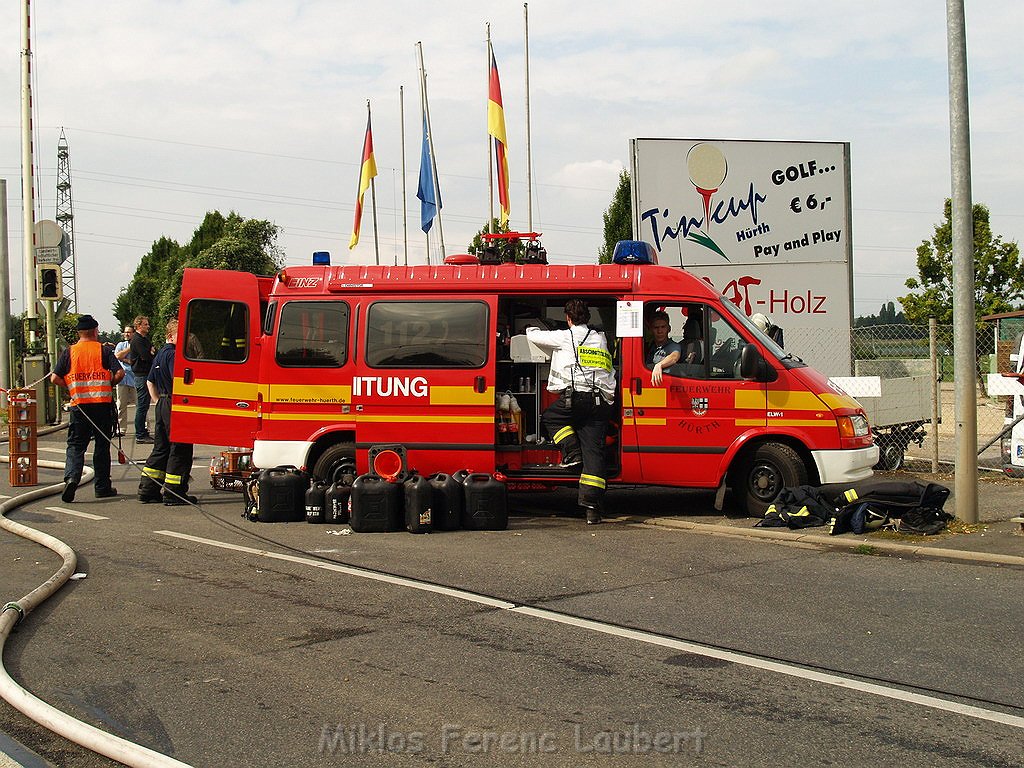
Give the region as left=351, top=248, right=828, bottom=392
left=737, top=442, right=807, bottom=517
left=312, top=442, right=357, bottom=485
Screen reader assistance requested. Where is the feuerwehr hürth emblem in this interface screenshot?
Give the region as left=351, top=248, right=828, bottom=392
left=691, top=397, right=709, bottom=417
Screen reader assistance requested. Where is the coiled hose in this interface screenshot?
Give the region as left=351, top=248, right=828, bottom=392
left=1, top=454, right=193, bottom=768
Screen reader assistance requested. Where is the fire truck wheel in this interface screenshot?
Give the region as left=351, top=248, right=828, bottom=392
left=737, top=442, right=807, bottom=517
left=311, top=442, right=356, bottom=485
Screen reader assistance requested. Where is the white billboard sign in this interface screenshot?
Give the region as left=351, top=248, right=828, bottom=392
left=630, top=138, right=853, bottom=374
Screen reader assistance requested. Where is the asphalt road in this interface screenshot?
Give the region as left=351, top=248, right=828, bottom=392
left=1, top=442, right=1022, bottom=767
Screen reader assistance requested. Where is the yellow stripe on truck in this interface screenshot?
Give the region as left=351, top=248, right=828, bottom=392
left=768, top=418, right=837, bottom=428
left=630, top=389, right=667, bottom=408
left=818, top=392, right=863, bottom=411
left=622, top=417, right=667, bottom=426
left=174, top=377, right=258, bottom=399
left=735, top=389, right=832, bottom=412
left=429, top=386, right=494, bottom=406
left=358, top=414, right=494, bottom=424
left=735, top=390, right=768, bottom=410
left=766, top=390, right=828, bottom=411
left=262, top=412, right=352, bottom=422
left=173, top=404, right=258, bottom=419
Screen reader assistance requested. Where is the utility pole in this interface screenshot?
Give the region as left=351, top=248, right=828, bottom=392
left=0, top=179, right=11, bottom=399
left=21, top=0, right=38, bottom=342
left=946, top=0, right=978, bottom=523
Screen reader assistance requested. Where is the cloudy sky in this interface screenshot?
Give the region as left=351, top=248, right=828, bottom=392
left=1, top=0, right=1021, bottom=332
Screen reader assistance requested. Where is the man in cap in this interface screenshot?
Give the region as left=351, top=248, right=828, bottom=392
left=50, top=314, right=123, bottom=502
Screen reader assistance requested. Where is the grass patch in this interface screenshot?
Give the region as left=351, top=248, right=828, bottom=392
left=867, top=517, right=986, bottom=542
left=853, top=544, right=876, bottom=555
left=945, top=519, right=987, bottom=535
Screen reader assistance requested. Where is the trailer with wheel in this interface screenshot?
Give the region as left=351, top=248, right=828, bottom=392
left=830, top=375, right=931, bottom=471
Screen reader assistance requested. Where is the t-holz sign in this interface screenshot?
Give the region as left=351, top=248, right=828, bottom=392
left=630, top=138, right=853, bottom=374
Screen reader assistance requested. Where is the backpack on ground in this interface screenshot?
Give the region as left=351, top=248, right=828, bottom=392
left=755, top=485, right=835, bottom=529
left=829, top=479, right=952, bottom=535
left=895, top=507, right=954, bottom=535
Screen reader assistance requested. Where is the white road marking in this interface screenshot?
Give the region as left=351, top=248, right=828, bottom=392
left=154, top=529, right=1024, bottom=731
left=47, top=506, right=109, bottom=521
left=155, top=531, right=514, bottom=610
left=38, top=447, right=67, bottom=454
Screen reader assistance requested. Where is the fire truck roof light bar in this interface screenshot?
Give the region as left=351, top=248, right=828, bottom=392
left=612, top=240, right=659, bottom=265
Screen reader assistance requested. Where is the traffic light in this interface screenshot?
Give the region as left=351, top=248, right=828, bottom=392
left=36, top=264, right=63, bottom=302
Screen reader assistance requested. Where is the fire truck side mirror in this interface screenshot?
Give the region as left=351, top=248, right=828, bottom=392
left=739, top=343, right=777, bottom=382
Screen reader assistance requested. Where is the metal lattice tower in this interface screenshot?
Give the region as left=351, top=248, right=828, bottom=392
left=55, top=128, right=78, bottom=312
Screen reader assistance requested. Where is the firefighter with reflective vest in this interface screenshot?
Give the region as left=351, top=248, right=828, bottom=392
left=137, top=318, right=197, bottom=506
left=527, top=299, right=616, bottom=525
left=50, top=314, right=124, bottom=502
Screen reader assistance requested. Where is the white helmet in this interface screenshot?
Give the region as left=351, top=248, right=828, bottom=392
left=750, top=313, right=772, bottom=333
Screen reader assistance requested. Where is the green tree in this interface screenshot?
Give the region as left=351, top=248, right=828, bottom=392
left=467, top=218, right=525, bottom=263
left=114, top=211, right=282, bottom=340
left=598, top=170, right=632, bottom=264
left=900, top=200, right=1024, bottom=325
left=854, top=301, right=908, bottom=328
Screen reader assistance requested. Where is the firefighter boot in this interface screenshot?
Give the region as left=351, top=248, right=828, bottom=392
left=583, top=503, right=602, bottom=525
left=555, top=430, right=583, bottom=468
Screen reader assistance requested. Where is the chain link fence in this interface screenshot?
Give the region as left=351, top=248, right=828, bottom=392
left=844, top=322, right=1012, bottom=475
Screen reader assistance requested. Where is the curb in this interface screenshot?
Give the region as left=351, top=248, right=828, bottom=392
left=632, top=516, right=1024, bottom=567
left=0, top=729, right=54, bottom=768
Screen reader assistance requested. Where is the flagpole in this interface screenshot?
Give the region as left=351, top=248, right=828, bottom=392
left=487, top=24, right=494, bottom=235
left=367, top=100, right=380, bottom=266
left=417, top=42, right=445, bottom=262
left=400, top=85, right=408, bottom=266
left=524, top=2, right=533, bottom=232
left=416, top=42, right=430, bottom=265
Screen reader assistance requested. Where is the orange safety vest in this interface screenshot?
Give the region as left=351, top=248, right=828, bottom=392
left=66, top=340, right=114, bottom=406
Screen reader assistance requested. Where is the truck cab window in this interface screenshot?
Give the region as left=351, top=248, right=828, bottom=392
left=184, top=299, right=248, bottom=363
left=708, top=308, right=745, bottom=379
left=276, top=301, right=350, bottom=367
left=644, top=303, right=707, bottom=379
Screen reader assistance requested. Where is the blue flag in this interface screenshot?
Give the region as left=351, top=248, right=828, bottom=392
left=416, top=115, right=439, bottom=233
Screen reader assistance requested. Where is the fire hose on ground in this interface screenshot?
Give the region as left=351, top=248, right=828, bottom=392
left=0, top=452, right=194, bottom=768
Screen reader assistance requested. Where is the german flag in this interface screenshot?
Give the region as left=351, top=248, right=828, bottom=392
left=349, top=113, right=377, bottom=249
left=488, top=51, right=510, bottom=226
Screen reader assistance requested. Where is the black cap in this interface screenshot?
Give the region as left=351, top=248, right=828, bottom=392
left=76, top=315, right=99, bottom=331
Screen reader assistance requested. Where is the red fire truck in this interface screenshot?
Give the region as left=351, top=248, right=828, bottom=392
left=171, top=242, right=877, bottom=515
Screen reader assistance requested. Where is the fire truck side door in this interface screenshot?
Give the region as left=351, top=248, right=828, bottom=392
left=353, top=298, right=496, bottom=475
left=626, top=302, right=760, bottom=486
left=172, top=268, right=264, bottom=447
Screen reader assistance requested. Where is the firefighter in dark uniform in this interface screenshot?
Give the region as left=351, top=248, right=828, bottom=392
left=526, top=299, right=616, bottom=525
left=50, top=314, right=124, bottom=502
left=137, top=318, right=197, bottom=506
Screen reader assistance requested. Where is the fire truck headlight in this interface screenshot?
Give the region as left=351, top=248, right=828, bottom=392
left=838, top=414, right=870, bottom=439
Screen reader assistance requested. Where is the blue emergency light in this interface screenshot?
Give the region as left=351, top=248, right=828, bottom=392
left=312, top=251, right=331, bottom=265
left=611, top=240, right=658, bottom=265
